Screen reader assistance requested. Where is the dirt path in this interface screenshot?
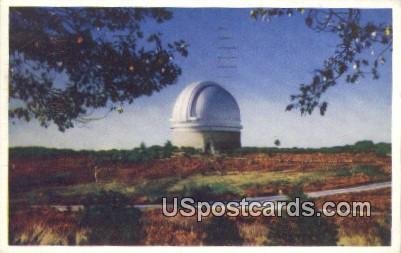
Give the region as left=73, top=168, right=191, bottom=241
left=247, top=181, right=391, bottom=202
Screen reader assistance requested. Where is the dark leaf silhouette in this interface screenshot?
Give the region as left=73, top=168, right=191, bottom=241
left=9, top=7, right=188, bottom=131
left=251, top=8, right=392, bottom=115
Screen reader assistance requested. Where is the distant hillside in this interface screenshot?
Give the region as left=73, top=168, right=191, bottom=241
left=235, top=141, right=391, bottom=156
left=9, top=140, right=391, bottom=162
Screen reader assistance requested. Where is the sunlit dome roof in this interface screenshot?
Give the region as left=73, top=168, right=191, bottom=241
left=171, top=81, right=242, bottom=132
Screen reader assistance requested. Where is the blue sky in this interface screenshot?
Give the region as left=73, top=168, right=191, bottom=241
left=9, top=8, right=392, bottom=149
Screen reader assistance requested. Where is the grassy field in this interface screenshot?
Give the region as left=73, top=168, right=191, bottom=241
left=12, top=164, right=389, bottom=205
left=8, top=142, right=392, bottom=246
left=9, top=188, right=391, bottom=246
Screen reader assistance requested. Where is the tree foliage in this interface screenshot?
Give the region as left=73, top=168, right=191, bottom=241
left=9, top=7, right=188, bottom=131
left=251, top=8, right=392, bottom=115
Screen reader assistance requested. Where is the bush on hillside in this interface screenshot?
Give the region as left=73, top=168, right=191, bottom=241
left=182, top=183, right=241, bottom=201
left=78, top=190, right=143, bottom=245
left=267, top=185, right=339, bottom=245
left=203, top=216, right=243, bottom=245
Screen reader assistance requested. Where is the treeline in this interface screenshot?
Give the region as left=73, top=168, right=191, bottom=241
left=233, top=141, right=391, bottom=156
left=9, top=141, right=200, bottom=162
left=9, top=140, right=391, bottom=161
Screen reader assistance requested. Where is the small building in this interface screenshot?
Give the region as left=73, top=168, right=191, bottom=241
left=170, top=81, right=242, bottom=152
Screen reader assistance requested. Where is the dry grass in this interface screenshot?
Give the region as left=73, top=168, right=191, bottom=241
left=12, top=165, right=390, bottom=206
left=10, top=208, right=88, bottom=245
left=10, top=187, right=390, bottom=246
left=9, top=152, right=391, bottom=246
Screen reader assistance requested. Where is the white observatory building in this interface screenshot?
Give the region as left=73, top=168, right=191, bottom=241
left=170, top=81, right=242, bottom=152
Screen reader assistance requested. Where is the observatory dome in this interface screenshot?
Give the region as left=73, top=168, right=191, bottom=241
left=171, top=81, right=242, bottom=132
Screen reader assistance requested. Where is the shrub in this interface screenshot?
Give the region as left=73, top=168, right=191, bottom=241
left=353, top=140, right=375, bottom=152
left=182, top=183, right=241, bottom=201
left=268, top=214, right=338, bottom=245
left=203, top=216, right=243, bottom=245
left=286, top=184, right=309, bottom=201
left=374, top=142, right=391, bottom=156
left=78, top=190, right=143, bottom=245
left=333, top=165, right=384, bottom=178
left=52, top=171, right=73, bottom=184
left=351, top=165, right=383, bottom=177
left=180, top=146, right=200, bottom=156
left=267, top=186, right=338, bottom=245
left=182, top=185, right=216, bottom=201
left=162, top=141, right=177, bottom=158
left=375, top=214, right=391, bottom=245
left=334, top=167, right=353, bottom=177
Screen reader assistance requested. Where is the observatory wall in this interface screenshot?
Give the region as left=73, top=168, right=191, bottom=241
left=172, top=130, right=241, bottom=151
